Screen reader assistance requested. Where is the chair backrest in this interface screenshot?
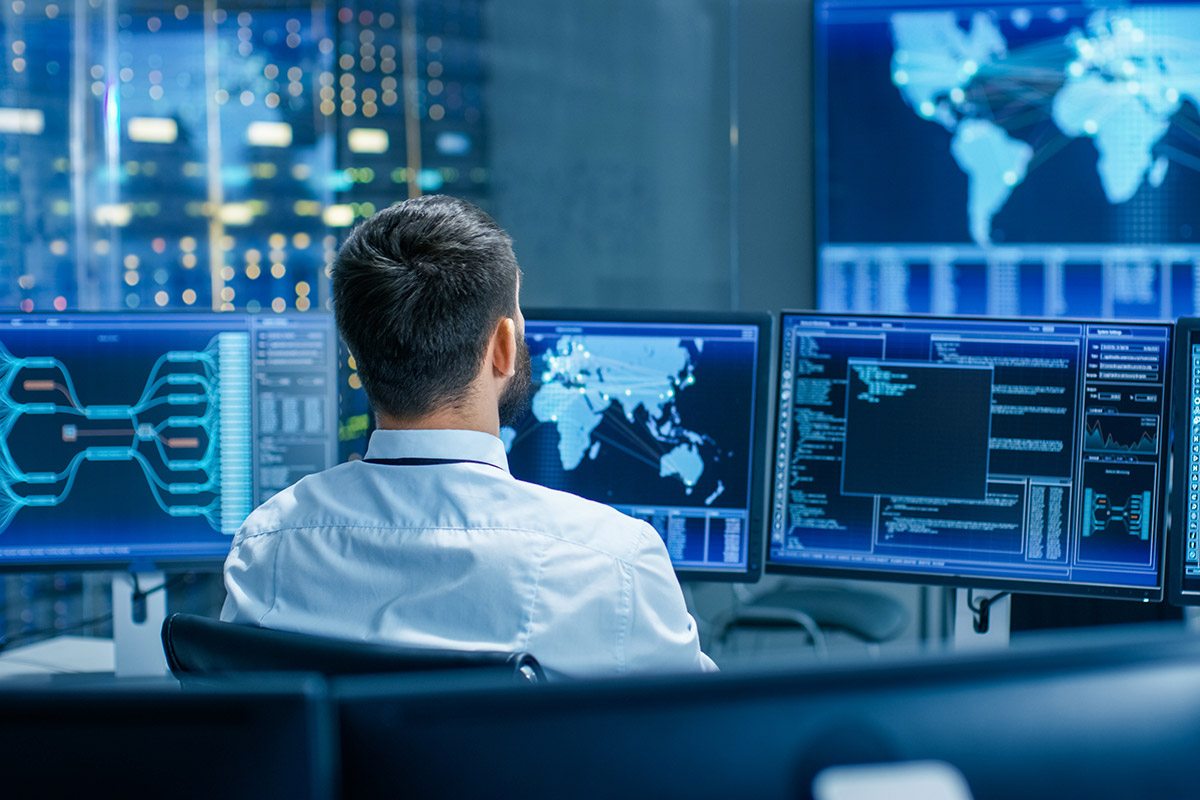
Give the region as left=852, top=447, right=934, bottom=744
left=161, top=613, right=544, bottom=684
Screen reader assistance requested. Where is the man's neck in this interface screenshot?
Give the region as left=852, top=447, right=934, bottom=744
left=375, top=406, right=499, bottom=437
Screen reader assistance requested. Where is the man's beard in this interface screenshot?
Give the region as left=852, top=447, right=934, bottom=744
left=498, top=335, right=533, bottom=428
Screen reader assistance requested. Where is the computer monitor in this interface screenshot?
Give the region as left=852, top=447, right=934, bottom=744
left=2, top=675, right=335, bottom=799
left=815, top=0, right=1199, bottom=319
left=503, top=309, right=771, bottom=581
left=335, top=624, right=1200, bottom=800
left=1169, top=317, right=1200, bottom=604
left=0, top=311, right=339, bottom=571
left=769, top=312, right=1172, bottom=600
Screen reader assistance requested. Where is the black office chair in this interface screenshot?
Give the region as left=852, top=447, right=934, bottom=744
left=707, top=583, right=911, bottom=659
left=161, top=612, right=545, bottom=684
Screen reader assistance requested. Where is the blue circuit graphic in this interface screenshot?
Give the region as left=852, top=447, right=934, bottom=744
left=0, top=333, right=251, bottom=536
left=1082, top=489, right=1152, bottom=542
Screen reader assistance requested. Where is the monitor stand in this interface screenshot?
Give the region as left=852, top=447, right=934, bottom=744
left=111, top=571, right=170, bottom=677
left=952, top=588, right=1010, bottom=651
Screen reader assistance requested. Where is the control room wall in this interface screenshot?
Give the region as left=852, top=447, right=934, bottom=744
left=486, top=0, right=813, bottom=315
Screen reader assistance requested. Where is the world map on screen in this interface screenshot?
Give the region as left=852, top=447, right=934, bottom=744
left=500, top=328, right=757, bottom=512
left=891, top=6, right=1199, bottom=245
left=503, top=335, right=712, bottom=494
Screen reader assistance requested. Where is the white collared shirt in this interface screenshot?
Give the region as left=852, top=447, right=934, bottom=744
left=221, top=428, right=717, bottom=677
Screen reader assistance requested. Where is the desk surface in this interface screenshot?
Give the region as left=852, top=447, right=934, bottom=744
left=0, top=635, right=114, bottom=678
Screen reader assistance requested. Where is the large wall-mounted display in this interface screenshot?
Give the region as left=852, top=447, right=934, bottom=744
left=816, top=0, right=1200, bottom=318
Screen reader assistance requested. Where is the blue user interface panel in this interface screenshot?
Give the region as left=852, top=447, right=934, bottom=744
left=1170, top=318, right=1200, bottom=604
left=503, top=311, right=770, bottom=581
left=770, top=312, right=1172, bottom=600
left=0, top=312, right=338, bottom=569
left=816, top=0, right=1200, bottom=318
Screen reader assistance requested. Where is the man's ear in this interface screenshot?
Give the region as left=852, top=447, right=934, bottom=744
left=491, top=317, right=517, bottom=378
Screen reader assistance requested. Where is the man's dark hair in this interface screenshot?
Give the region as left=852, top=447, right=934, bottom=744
left=332, top=194, right=520, bottom=420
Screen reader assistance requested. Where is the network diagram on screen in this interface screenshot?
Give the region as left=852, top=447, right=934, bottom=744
left=770, top=314, right=1171, bottom=597
left=502, top=318, right=762, bottom=574
left=0, top=332, right=242, bottom=535
left=0, top=313, right=337, bottom=568
left=817, top=0, right=1200, bottom=318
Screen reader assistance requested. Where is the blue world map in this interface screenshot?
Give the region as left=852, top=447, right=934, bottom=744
left=891, top=6, right=1200, bottom=245
left=499, top=328, right=759, bottom=513
left=510, top=335, right=709, bottom=492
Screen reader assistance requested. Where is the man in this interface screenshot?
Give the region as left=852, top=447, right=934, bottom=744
left=222, top=194, right=716, bottom=677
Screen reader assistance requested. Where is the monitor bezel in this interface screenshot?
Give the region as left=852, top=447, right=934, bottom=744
left=812, top=0, right=831, bottom=308
left=0, top=309, right=338, bottom=574
left=520, top=307, right=773, bottom=583
left=334, top=622, right=1200, bottom=799
left=2, top=674, right=336, bottom=799
left=767, top=309, right=1172, bottom=602
left=1168, top=317, right=1200, bottom=605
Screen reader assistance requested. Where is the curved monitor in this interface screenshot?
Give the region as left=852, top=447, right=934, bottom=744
left=504, top=309, right=772, bottom=581
left=769, top=311, right=1172, bottom=600
left=0, top=311, right=339, bottom=571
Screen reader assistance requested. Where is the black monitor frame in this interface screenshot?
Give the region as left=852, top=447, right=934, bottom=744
left=512, top=308, right=773, bottom=582
left=334, top=624, right=1200, bottom=800
left=0, top=310, right=339, bottom=574
left=768, top=310, right=1172, bottom=601
left=1169, top=317, right=1200, bottom=605
left=1, top=675, right=335, bottom=799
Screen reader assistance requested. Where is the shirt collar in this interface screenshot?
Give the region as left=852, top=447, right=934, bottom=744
left=363, top=428, right=511, bottom=473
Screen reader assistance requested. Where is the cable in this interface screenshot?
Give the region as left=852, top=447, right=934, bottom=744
left=966, top=588, right=1010, bottom=634
left=129, top=571, right=180, bottom=624
left=0, top=571, right=186, bottom=654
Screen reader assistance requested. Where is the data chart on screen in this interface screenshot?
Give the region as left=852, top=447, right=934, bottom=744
left=770, top=312, right=1171, bottom=600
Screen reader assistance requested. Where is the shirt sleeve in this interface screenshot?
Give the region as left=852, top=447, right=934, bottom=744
left=220, top=536, right=277, bottom=626
left=621, top=524, right=719, bottom=674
